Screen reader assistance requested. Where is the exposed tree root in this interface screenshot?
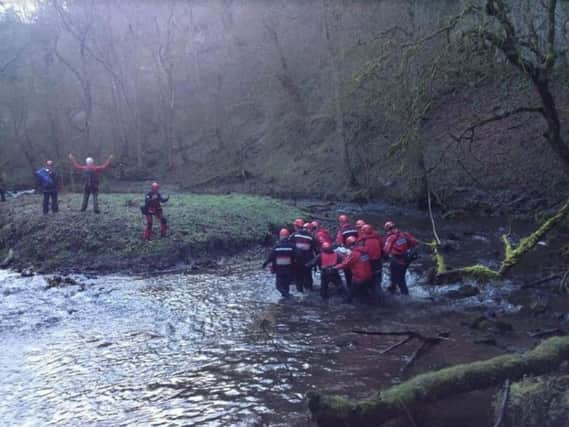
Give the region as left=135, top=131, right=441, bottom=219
left=307, top=336, right=569, bottom=427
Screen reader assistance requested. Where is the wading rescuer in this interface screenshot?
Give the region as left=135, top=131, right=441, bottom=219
left=360, top=224, right=384, bottom=296
left=334, top=235, right=374, bottom=303
left=383, top=221, right=417, bottom=295
left=355, top=219, right=366, bottom=239
left=142, top=182, right=169, bottom=240
left=291, top=218, right=316, bottom=291
left=312, top=221, right=332, bottom=248
left=335, top=214, right=358, bottom=291
left=35, top=160, right=58, bottom=214
left=262, top=228, right=296, bottom=298
left=306, top=241, right=343, bottom=299
left=335, top=214, right=358, bottom=247
left=69, top=153, right=113, bottom=213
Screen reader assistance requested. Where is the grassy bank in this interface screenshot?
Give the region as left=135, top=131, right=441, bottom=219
left=0, top=192, right=305, bottom=273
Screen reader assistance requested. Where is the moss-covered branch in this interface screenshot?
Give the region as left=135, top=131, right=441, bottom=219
left=307, top=336, right=569, bottom=427
left=499, top=200, right=569, bottom=275
left=428, top=200, right=569, bottom=284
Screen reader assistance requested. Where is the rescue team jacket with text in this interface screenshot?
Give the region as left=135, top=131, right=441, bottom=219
left=359, top=231, right=384, bottom=260
left=263, top=240, right=296, bottom=275
left=384, top=229, right=417, bottom=264
left=144, top=191, right=169, bottom=213
left=336, top=224, right=358, bottom=246
left=335, top=247, right=373, bottom=282
left=291, top=230, right=316, bottom=261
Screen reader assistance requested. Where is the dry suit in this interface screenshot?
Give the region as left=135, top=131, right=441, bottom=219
left=384, top=229, right=417, bottom=295
left=262, top=239, right=296, bottom=297
left=291, top=229, right=316, bottom=292
left=142, top=191, right=169, bottom=240
left=306, top=249, right=344, bottom=299
left=335, top=246, right=374, bottom=303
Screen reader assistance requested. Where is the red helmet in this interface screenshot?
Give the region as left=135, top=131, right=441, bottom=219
left=338, top=214, right=349, bottom=224
left=279, top=228, right=290, bottom=238
left=311, top=221, right=320, bottom=229
left=356, top=219, right=366, bottom=229
left=293, top=218, right=304, bottom=228
left=151, top=182, right=160, bottom=192
left=46, top=160, right=53, bottom=167
left=345, top=236, right=357, bottom=247
left=321, top=241, right=332, bottom=252
left=384, top=221, right=396, bottom=231
left=362, top=224, right=373, bottom=235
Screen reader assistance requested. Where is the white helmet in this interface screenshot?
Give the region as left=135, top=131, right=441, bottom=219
left=85, top=157, right=94, bottom=165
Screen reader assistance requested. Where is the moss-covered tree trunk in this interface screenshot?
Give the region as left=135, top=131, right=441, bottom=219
left=307, top=336, right=569, bottom=427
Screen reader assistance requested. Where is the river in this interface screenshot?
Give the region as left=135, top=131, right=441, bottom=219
left=1, top=206, right=567, bottom=426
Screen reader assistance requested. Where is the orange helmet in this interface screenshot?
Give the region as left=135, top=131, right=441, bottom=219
left=151, top=182, right=160, bottom=192
left=338, top=214, right=349, bottom=224
left=384, top=221, right=396, bottom=231
left=345, top=236, right=357, bottom=247
left=356, top=219, right=366, bottom=229
left=362, top=224, right=373, bottom=235
left=293, top=218, right=304, bottom=228
left=279, top=228, right=290, bottom=238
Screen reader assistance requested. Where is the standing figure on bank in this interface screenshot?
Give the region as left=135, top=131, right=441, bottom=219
left=142, top=182, right=169, bottom=240
left=306, top=241, right=343, bottom=299
left=334, top=236, right=374, bottom=303
left=291, top=218, right=316, bottom=292
left=35, top=160, right=59, bottom=214
left=68, top=153, right=113, bottom=213
left=383, top=221, right=417, bottom=295
left=262, top=228, right=296, bottom=298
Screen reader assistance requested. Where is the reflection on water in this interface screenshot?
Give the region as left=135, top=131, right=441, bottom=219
left=0, top=263, right=518, bottom=426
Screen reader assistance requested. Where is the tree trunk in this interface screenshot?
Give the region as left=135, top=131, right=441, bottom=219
left=308, top=336, right=569, bottom=427
left=534, top=80, right=569, bottom=177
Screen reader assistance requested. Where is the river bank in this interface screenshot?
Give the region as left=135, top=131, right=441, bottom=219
left=0, top=192, right=305, bottom=274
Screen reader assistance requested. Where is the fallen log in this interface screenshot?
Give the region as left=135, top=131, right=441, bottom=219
left=307, top=336, right=569, bottom=427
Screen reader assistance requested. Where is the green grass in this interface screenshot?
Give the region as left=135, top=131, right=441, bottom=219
left=0, top=192, right=306, bottom=272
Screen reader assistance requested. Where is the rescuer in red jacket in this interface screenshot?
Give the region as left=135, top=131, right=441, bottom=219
left=335, top=214, right=358, bottom=247
left=355, top=219, right=366, bottom=239
left=334, top=236, right=373, bottom=303
left=383, top=221, right=417, bottom=295
left=306, top=241, right=344, bottom=299
left=142, top=182, right=169, bottom=240
left=361, top=224, right=385, bottom=296
left=68, top=153, right=113, bottom=213
left=312, top=221, right=332, bottom=248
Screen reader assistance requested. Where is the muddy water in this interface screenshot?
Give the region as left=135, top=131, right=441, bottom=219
left=1, top=207, right=568, bottom=426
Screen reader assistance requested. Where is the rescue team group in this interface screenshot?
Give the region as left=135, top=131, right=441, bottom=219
left=262, top=216, right=417, bottom=303
left=31, top=156, right=169, bottom=240
left=30, top=156, right=418, bottom=303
